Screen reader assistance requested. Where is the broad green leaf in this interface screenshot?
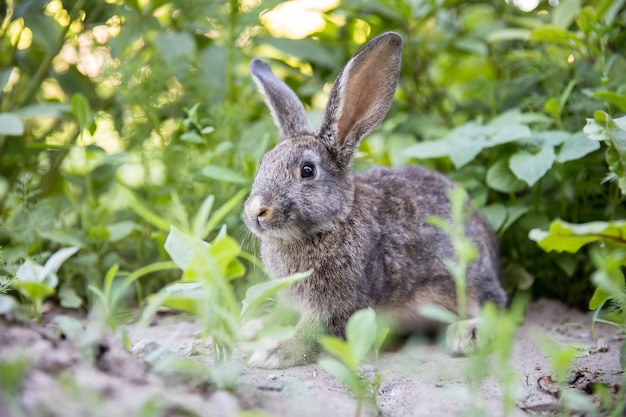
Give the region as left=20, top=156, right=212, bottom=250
left=201, top=165, right=248, bottom=184
left=0, top=113, right=24, bottom=136
left=529, top=219, right=626, bottom=253
left=154, top=32, right=196, bottom=65
left=180, top=132, right=205, bottom=144
left=208, top=234, right=242, bottom=278
left=480, top=204, right=507, bottom=231
left=241, top=270, right=312, bottom=317
left=509, top=146, right=556, bottom=186
left=106, top=221, right=139, bottom=242
left=544, top=98, right=560, bottom=118
left=42, top=246, right=80, bottom=278
left=345, top=308, right=377, bottom=363
left=38, top=230, right=86, bottom=247
left=584, top=113, right=626, bottom=194
left=486, top=158, right=526, bottom=193
left=556, top=132, right=600, bottom=163
left=319, top=337, right=356, bottom=371
left=592, top=91, right=626, bottom=112
left=530, top=25, right=582, bottom=48
left=11, top=281, right=55, bottom=301
left=159, top=283, right=204, bottom=314
left=588, top=286, right=609, bottom=311
left=164, top=226, right=210, bottom=270
left=404, top=122, right=530, bottom=169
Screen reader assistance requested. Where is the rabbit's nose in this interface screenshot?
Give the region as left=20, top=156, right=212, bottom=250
left=245, top=195, right=272, bottom=220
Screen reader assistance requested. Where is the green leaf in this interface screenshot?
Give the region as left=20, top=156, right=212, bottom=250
left=529, top=219, right=626, bottom=253
left=318, top=358, right=361, bottom=392
left=584, top=114, right=626, bottom=194
left=592, top=91, right=626, bottom=112
left=11, top=281, right=55, bottom=302
left=0, top=113, right=24, bottom=136
left=192, top=195, right=215, bottom=239
left=180, top=131, right=205, bottom=144
left=164, top=226, right=210, bottom=270
left=159, top=282, right=204, bottom=314
left=418, top=304, right=458, bottom=324
left=485, top=28, right=530, bottom=42
left=544, top=98, right=560, bottom=118
left=556, top=132, right=600, bottom=163
left=345, top=308, right=377, bottom=363
left=589, top=286, right=609, bottom=310
left=240, top=270, right=312, bottom=317
left=59, top=284, right=83, bottom=309
left=17, top=103, right=71, bottom=118
left=486, top=158, right=526, bottom=193
left=319, top=337, right=355, bottom=371
left=509, top=146, right=556, bottom=186
left=106, top=221, right=139, bottom=242
left=502, top=205, right=530, bottom=232
left=530, top=25, right=582, bottom=47
left=201, top=165, right=248, bottom=184
left=208, top=234, right=242, bottom=278
left=480, top=204, right=507, bottom=231
left=551, top=0, right=582, bottom=29
left=71, top=93, right=92, bottom=132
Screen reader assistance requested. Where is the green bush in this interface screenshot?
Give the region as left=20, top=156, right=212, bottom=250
left=0, top=0, right=625, bottom=314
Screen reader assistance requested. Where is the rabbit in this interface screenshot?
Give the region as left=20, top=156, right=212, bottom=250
left=243, top=32, right=507, bottom=369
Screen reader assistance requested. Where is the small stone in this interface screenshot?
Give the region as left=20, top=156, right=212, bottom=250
left=596, top=337, right=608, bottom=353
left=206, top=391, right=241, bottom=417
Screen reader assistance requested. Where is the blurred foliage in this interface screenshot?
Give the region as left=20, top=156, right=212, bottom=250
left=0, top=0, right=625, bottom=316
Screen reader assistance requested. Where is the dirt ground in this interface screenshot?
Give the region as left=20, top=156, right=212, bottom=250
left=0, top=298, right=623, bottom=417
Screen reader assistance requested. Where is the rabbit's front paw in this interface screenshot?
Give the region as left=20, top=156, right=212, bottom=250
left=248, top=338, right=317, bottom=369
left=445, top=318, right=479, bottom=356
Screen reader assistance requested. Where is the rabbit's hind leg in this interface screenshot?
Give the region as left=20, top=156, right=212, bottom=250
left=445, top=318, right=479, bottom=356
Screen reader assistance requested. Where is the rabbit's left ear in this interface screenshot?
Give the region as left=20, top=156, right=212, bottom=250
left=250, top=59, right=314, bottom=140
left=318, top=32, right=402, bottom=166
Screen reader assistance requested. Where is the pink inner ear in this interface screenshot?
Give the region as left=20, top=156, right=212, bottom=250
left=337, top=59, right=385, bottom=146
left=335, top=41, right=399, bottom=148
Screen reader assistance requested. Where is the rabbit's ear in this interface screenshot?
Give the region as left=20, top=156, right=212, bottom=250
left=250, top=59, right=314, bottom=140
left=318, top=32, right=402, bottom=165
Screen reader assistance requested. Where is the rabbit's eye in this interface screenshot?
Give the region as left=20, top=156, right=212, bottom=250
left=301, top=163, right=316, bottom=179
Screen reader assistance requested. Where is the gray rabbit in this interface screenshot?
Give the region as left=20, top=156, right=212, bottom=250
left=243, top=32, right=507, bottom=369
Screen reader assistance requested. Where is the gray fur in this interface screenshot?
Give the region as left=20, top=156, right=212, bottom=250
left=244, top=32, right=507, bottom=368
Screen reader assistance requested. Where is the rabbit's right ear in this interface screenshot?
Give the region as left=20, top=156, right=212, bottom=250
left=250, top=59, right=314, bottom=140
left=318, top=32, right=402, bottom=166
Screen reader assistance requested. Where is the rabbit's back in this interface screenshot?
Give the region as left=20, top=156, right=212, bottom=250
left=354, top=165, right=505, bottom=308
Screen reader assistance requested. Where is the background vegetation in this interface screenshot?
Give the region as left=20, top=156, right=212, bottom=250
left=0, top=0, right=625, bottom=323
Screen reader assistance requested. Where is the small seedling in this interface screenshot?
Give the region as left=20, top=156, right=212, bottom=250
left=11, top=246, right=79, bottom=320
left=318, top=308, right=389, bottom=417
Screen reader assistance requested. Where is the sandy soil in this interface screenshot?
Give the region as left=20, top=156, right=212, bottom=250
left=0, top=299, right=623, bottom=417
